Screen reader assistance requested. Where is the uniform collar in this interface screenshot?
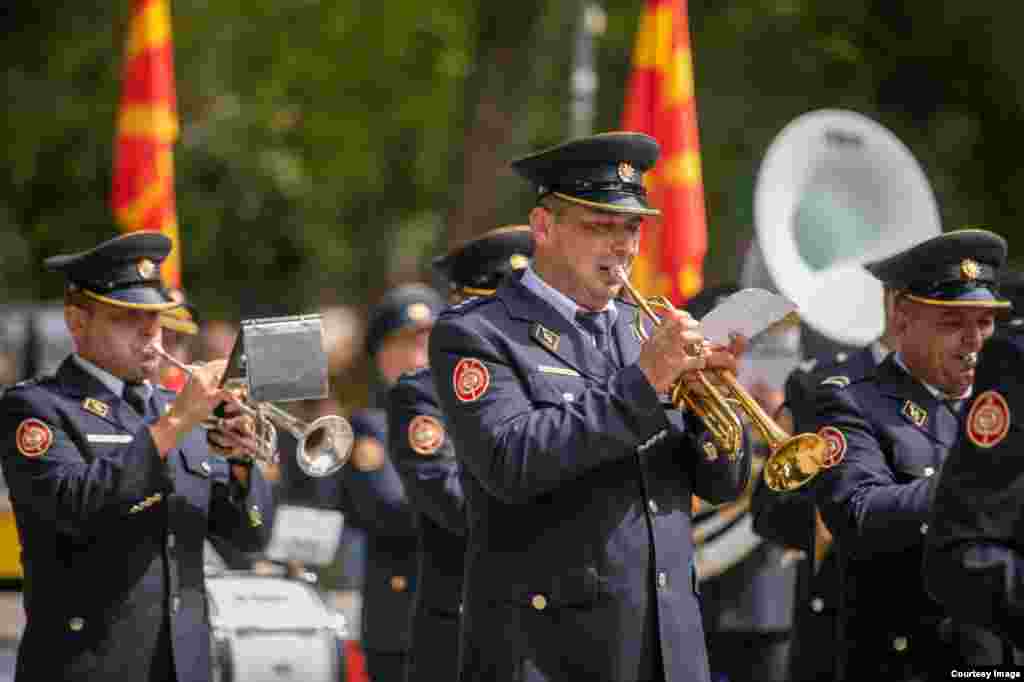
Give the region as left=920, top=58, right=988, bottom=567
left=892, top=352, right=972, bottom=402
left=520, top=265, right=619, bottom=330
left=72, top=354, right=152, bottom=402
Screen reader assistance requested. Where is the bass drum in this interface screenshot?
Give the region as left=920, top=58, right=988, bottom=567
left=206, top=570, right=348, bottom=682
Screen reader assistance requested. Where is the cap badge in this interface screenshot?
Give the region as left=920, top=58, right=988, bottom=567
left=137, top=258, right=156, bottom=279
left=960, top=258, right=979, bottom=281
left=408, top=414, right=445, bottom=456
left=902, top=400, right=928, bottom=428
left=453, top=357, right=490, bottom=403
left=817, top=426, right=847, bottom=467
left=966, top=389, right=1010, bottom=449
left=617, top=162, right=636, bottom=182
left=16, top=418, right=53, bottom=458
left=407, top=302, right=432, bottom=323
left=530, top=323, right=560, bottom=353
left=509, top=254, right=529, bottom=270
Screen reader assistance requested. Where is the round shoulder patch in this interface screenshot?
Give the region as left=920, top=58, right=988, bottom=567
left=453, top=358, right=490, bottom=403
left=351, top=436, right=385, bottom=472
left=820, top=375, right=850, bottom=389
left=966, top=389, right=1010, bottom=449
left=408, top=414, right=445, bottom=456
left=16, top=418, right=53, bottom=458
left=817, top=426, right=847, bottom=468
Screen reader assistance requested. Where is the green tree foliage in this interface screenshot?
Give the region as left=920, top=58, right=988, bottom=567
left=2, top=0, right=1022, bottom=317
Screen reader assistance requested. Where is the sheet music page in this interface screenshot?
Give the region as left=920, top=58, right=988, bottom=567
left=697, top=288, right=799, bottom=346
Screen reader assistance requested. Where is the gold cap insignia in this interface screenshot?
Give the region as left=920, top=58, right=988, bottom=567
left=617, top=162, right=636, bottom=182
left=960, top=258, right=979, bottom=281
left=509, top=254, right=529, bottom=270
left=902, top=400, right=928, bottom=428
left=137, top=258, right=156, bottom=279
left=407, top=302, right=432, bottom=323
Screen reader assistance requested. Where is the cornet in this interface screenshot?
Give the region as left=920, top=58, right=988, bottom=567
left=152, top=345, right=353, bottom=478
left=614, top=267, right=827, bottom=492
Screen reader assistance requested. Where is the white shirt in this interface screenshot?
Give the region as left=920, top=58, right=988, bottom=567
left=74, top=354, right=153, bottom=402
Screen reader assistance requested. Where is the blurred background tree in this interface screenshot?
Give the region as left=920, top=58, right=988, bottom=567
left=1, top=0, right=1021, bottom=360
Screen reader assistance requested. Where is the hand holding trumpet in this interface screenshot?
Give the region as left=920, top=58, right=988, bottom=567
left=147, top=348, right=261, bottom=460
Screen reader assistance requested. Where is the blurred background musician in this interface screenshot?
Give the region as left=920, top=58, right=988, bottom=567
left=315, top=283, right=444, bottom=682
left=809, top=230, right=1013, bottom=680
left=388, top=225, right=533, bottom=682
left=922, top=268, right=1024, bottom=653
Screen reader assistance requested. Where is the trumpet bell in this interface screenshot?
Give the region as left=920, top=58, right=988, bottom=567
left=296, top=415, right=354, bottom=478
left=762, top=433, right=828, bottom=492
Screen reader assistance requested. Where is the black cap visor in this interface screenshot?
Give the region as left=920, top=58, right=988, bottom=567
left=549, top=190, right=661, bottom=217
left=905, top=280, right=1011, bottom=309
left=80, top=283, right=181, bottom=311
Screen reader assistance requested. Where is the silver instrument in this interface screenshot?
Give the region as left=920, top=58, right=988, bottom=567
left=153, top=346, right=353, bottom=478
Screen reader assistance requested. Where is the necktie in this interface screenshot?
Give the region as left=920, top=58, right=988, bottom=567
left=576, top=310, right=611, bottom=355
left=123, top=382, right=151, bottom=417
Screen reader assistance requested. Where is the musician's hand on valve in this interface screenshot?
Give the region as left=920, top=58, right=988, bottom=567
left=638, top=308, right=706, bottom=394
left=207, top=401, right=261, bottom=458
left=167, top=359, right=235, bottom=431
left=679, top=333, right=747, bottom=395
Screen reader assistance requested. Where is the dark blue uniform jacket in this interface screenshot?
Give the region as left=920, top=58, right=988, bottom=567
left=0, top=357, right=272, bottom=682
left=810, top=354, right=1008, bottom=679
left=318, top=408, right=418, bottom=655
left=389, top=367, right=466, bottom=682
left=428, top=276, right=750, bottom=682
left=924, top=328, right=1024, bottom=650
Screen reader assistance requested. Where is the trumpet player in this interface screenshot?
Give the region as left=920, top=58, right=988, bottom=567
left=807, top=230, right=1015, bottom=680
left=0, top=232, right=273, bottom=682
left=428, top=132, right=749, bottom=682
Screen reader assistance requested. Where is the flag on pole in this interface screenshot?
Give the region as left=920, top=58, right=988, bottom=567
left=111, top=0, right=182, bottom=288
left=622, top=0, right=706, bottom=304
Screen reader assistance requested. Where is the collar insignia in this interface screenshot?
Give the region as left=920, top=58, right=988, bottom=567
left=960, top=258, right=979, bottom=281
left=902, top=400, right=928, bottom=428
left=83, top=398, right=111, bottom=418
left=531, top=323, right=560, bottom=353
left=820, top=375, right=850, bottom=389
left=509, top=253, right=529, bottom=270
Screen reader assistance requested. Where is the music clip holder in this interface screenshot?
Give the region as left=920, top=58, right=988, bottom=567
left=220, top=314, right=330, bottom=404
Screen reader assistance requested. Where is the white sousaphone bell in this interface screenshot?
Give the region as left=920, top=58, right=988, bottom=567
left=753, top=108, right=942, bottom=347
left=694, top=110, right=942, bottom=579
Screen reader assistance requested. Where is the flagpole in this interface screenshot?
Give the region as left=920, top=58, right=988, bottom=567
left=570, top=2, right=606, bottom=139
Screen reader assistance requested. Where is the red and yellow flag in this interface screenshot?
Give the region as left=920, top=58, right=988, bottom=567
left=111, top=0, right=181, bottom=287
left=622, top=0, right=706, bottom=304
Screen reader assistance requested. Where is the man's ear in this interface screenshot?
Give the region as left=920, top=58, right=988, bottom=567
left=529, top=205, right=552, bottom=245
left=65, top=304, right=88, bottom=341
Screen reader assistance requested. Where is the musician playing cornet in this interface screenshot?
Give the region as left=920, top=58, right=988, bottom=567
left=428, top=132, right=749, bottom=682
left=0, top=232, right=273, bottom=682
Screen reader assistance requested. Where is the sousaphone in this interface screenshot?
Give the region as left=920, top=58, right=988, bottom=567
left=754, top=109, right=942, bottom=347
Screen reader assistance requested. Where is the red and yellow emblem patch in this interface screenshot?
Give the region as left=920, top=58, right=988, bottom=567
left=453, top=358, right=490, bottom=403
left=408, top=415, right=445, bottom=456
left=818, top=426, right=847, bottom=468
left=16, top=418, right=53, bottom=458
left=966, top=390, right=1010, bottom=449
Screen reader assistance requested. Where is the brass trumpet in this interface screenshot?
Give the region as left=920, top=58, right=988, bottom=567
left=614, top=267, right=827, bottom=492
left=152, top=346, right=353, bottom=478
